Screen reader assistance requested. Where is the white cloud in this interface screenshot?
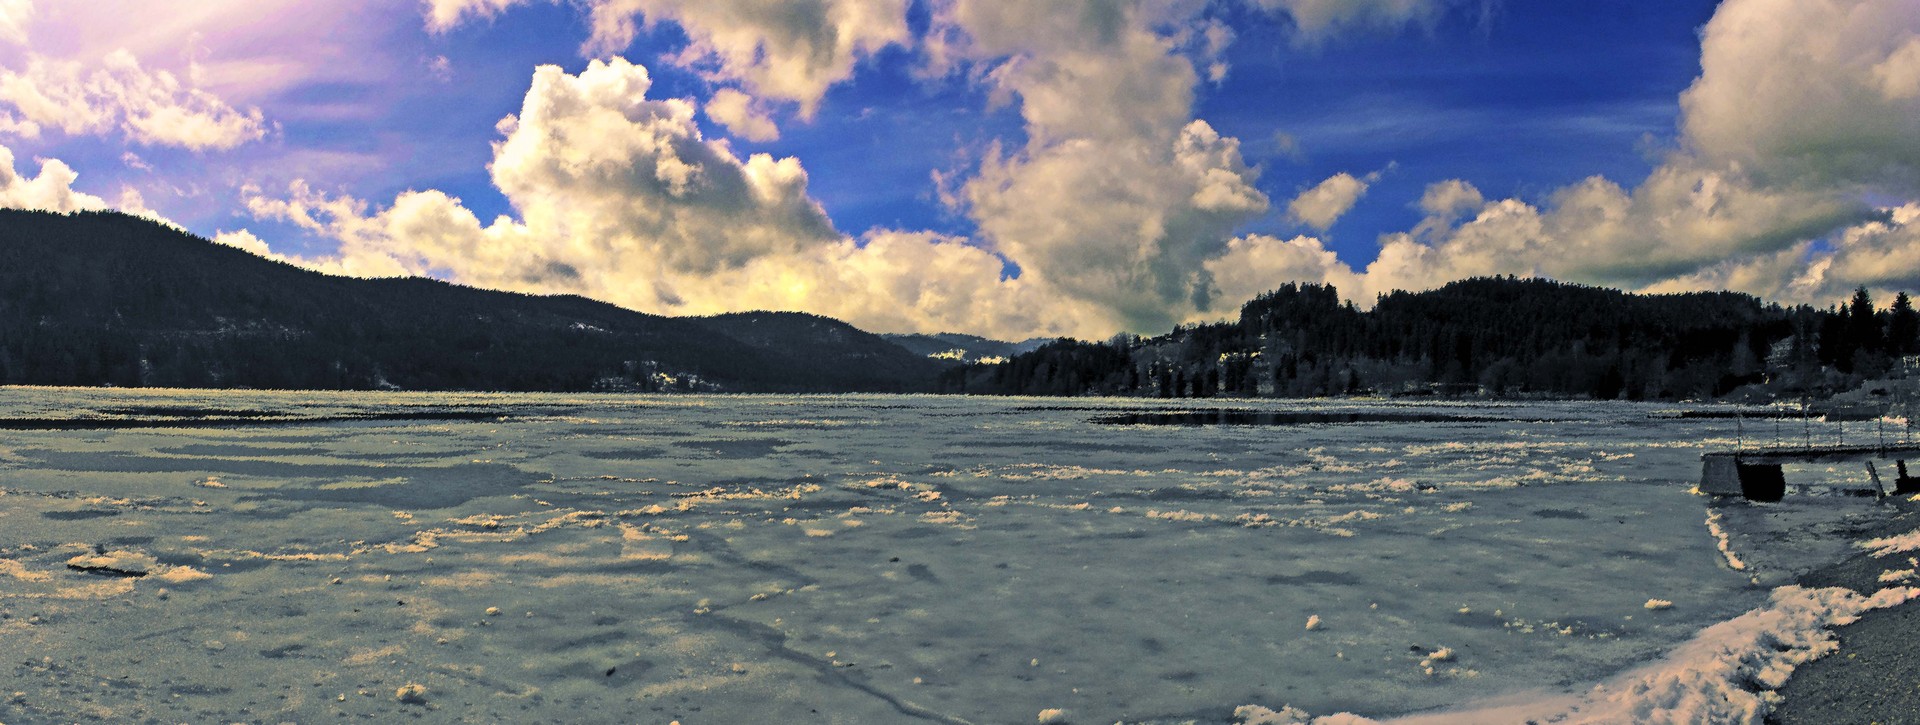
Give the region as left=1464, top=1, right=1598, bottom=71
left=208, top=0, right=1920, bottom=338
left=486, top=59, right=837, bottom=276
left=933, top=1, right=1272, bottom=332
left=593, top=0, right=910, bottom=117
left=1252, top=0, right=1448, bottom=42
left=413, top=0, right=1610, bottom=335
left=703, top=87, right=779, bottom=142
left=0, top=142, right=176, bottom=229
left=0, top=0, right=30, bottom=46
left=234, top=59, right=1082, bottom=339
left=22, top=1, right=400, bottom=103
left=424, top=0, right=524, bottom=32
left=1787, top=204, right=1920, bottom=301
left=1203, top=234, right=1363, bottom=312
left=427, top=0, right=910, bottom=118
left=0, top=49, right=266, bottom=150
left=1679, top=0, right=1920, bottom=194
left=1417, top=178, right=1482, bottom=219
left=1874, top=37, right=1920, bottom=101
left=1226, top=0, right=1920, bottom=312
left=211, top=228, right=274, bottom=257
left=0, top=143, right=108, bottom=211
left=1287, top=172, right=1370, bottom=230
left=1188, top=157, right=1883, bottom=311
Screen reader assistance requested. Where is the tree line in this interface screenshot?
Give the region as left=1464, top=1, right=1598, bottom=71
left=941, top=277, right=1920, bottom=401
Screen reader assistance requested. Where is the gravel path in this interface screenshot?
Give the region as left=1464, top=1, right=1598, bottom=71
left=1772, top=506, right=1920, bottom=725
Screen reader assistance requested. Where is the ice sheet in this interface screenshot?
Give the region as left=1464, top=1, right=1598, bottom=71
left=0, top=389, right=1894, bottom=723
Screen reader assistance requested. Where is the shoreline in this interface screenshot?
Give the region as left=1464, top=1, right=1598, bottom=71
left=1771, top=501, right=1920, bottom=724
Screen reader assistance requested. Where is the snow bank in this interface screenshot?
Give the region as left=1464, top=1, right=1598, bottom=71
left=1248, top=584, right=1919, bottom=725
left=1859, top=526, right=1920, bottom=557
left=1421, top=585, right=1916, bottom=723
left=1704, top=510, right=1747, bottom=571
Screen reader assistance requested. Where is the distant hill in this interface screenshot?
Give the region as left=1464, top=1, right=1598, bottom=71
left=881, top=332, right=1054, bottom=365
left=696, top=312, right=950, bottom=390
left=0, top=209, right=942, bottom=393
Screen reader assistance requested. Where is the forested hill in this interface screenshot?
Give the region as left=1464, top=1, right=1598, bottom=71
left=0, top=209, right=941, bottom=393
left=943, top=277, right=1920, bottom=401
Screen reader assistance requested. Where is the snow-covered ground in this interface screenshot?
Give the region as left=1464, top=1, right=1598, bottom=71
left=0, top=388, right=1910, bottom=723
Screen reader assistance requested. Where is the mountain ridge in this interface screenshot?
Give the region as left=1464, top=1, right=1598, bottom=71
left=0, top=209, right=942, bottom=393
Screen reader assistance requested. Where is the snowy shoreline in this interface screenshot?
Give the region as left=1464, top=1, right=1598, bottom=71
left=1237, top=502, right=1920, bottom=725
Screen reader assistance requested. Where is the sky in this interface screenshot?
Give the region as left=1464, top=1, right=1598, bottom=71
left=0, top=0, right=1917, bottom=340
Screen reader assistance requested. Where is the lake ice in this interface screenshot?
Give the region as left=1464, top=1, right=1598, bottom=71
left=0, top=388, right=1909, bottom=723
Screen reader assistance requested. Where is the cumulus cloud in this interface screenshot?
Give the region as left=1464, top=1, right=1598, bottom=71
left=407, top=1, right=1283, bottom=335
left=1679, top=0, right=1920, bottom=193
left=931, top=1, right=1273, bottom=332
left=1199, top=162, right=1877, bottom=311
left=235, top=58, right=1078, bottom=338
left=0, top=142, right=177, bottom=229
left=703, top=87, right=779, bottom=141
left=0, top=143, right=109, bottom=211
left=1417, top=178, right=1481, bottom=218
left=427, top=0, right=909, bottom=118
left=1203, top=233, right=1362, bottom=315
left=415, top=0, right=1586, bottom=335
left=0, top=49, right=266, bottom=149
left=1205, top=0, right=1920, bottom=313
left=1287, top=172, right=1370, bottom=230
left=256, top=0, right=1920, bottom=338
left=1791, top=204, right=1920, bottom=300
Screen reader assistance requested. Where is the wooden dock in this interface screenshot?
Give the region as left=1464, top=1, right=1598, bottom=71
left=1701, top=445, right=1920, bottom=501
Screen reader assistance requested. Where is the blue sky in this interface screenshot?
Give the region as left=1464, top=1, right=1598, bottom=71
left=0, top=1, right=1915, bottom=339
left=385, top=0, right=1722, bottom=268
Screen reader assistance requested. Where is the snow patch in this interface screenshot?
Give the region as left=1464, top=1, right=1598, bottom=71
left=0, top=558, right=50, bottom=582
left=1235, top=704, right=1312, bottom=723
left=155, top=565, right=213, bottom=584
left=1705, top=510, right=1747, bottom=571
left=65, top=549, right=158, bottom=577
left=1389, top=584, right=1920, bottom=724
left=1860, top=526, right=1920, bottom=557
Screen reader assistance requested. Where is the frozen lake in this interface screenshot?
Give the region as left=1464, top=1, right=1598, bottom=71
left=0, top=389, right=1903, bottom=723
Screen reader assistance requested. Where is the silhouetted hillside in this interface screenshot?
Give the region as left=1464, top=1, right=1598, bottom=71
left=945, top=277, right=1917, bottom=401
left=0, top=209, right=941, bottom=393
